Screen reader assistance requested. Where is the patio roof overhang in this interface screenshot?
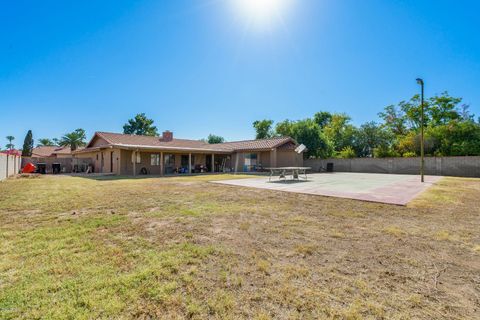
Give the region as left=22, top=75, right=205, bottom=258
left=113, top=143, right=233, bottom=154
left=73, top=144, right=233, bottom=155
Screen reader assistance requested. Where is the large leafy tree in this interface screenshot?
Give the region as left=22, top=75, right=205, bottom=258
left=59, top=129, right=87, bottom=151
left=427, top=92, right=462, bottom=126
left=37, top=138, right=55, bottom=147
left=378, top=104, right=408, bottom=136
left=354, top=122, right=394, bottom=157
left=313, top=111, right=333, bottom=128
left=5, top=136, right=15, bottom=150
left=276, top=119, right=333, bottom=158
left=21, top=130, right=34, bottom=157
left=379, top=92, right=464, bottom=132
left=275, top=119, right=293, bottom=137
left=123, top=113, right=158, bottom=136
left=252, top=120, right=274, bottom=139
left=322, top=113, right=357, bottom=152
left=426, top=120, right=480, bottom=156
left=207, top=134, right=225, bottom=144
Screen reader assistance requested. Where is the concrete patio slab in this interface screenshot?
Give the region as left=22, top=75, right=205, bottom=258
left=211, top=172, right=442, bottom=205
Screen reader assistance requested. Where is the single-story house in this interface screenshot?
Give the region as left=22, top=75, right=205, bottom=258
left=73, top=131, right=304, bottom=175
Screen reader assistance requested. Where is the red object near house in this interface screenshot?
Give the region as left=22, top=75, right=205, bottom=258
left=22, top=163, right=36, bottom=174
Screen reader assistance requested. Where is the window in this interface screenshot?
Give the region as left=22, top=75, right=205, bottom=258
left=151, top=154, right=160, bottom=166
left=244, top=153, right=258, bottom=172
left=244, top=153, right=257, bottom=166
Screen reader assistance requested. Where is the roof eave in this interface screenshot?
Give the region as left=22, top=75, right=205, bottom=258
left=112, top=144, right=232, bottom=153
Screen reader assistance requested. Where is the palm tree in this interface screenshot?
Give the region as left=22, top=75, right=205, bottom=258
left=59, top=129, right=87, bottom=151
left=37, top=138, right=55, bottom=147
left=5, top=136, right=15, bottom=150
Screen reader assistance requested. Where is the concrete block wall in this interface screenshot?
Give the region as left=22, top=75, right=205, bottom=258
left=305, top=156, right=480, bottom=178
left=0, top=154, right=22, bottom=181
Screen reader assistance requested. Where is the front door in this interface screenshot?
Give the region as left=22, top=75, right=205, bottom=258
left=164, top=154, right=175, bottom=174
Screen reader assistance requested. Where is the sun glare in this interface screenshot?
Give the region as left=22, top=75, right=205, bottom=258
left=231, top=0, right=293, bottom=30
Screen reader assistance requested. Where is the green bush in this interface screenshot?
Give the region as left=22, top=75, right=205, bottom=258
left=373, top=146, right=399, bottom=158
left=336, top=146, right=356, bottom=159
left=402, top=151, right=416, bottom=158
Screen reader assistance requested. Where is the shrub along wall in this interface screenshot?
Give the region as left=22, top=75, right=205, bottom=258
left=305, top=156, right=480, bottom=178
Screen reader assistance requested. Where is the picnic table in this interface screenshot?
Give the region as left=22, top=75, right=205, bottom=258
left=266, top=167, right=311, bottom=182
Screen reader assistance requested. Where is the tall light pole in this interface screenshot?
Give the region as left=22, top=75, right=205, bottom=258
left=416, top=78, right=425, bottom=183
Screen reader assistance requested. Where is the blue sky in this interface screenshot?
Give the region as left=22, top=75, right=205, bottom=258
left=1, top=0, right=479, bottom=147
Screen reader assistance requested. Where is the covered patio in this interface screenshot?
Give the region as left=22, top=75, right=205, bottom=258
left=127, top=150, right=232, bottom=176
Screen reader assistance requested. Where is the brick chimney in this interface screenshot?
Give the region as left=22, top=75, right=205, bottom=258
left=161, top=130, right=173, bottom=142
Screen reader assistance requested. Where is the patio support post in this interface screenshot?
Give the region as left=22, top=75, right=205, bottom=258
left=212, top=153, right=215, bottom=173
left=116, top=155, right=120, bottom=175
left=132, top=151, right=136, bottom=177
left=271, top=148, right=277, bottom=168
left=160, top=152, right=164, bottom=176
left=188, top=153, right=192, bottom=174
left=234, top=153, right=239, bottom=174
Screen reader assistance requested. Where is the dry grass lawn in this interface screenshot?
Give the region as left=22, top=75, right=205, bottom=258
left=0, top=174, right=479, bottom=319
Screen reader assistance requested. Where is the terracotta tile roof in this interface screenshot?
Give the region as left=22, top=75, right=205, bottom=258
left=215, top=137, right=294, bottom=151
left=77, top=132, right=297, bottom=153
left=31, top=146, right=73, bottom=157
left=91, top=132, right=226, bottom=152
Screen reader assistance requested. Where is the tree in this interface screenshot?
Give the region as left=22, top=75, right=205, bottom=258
left=313, top=111, right=333, bottom=128
left=380, top=92, right=464, bottom=133
left=123, top=113, right=158, bottom=136
left=355, top=122, right=393, bottom=157
left=207, top=134, right=225, bottom=144
left=399, top=95, right=427, bottom=130
left=37, top=138, right=55, bottom=147
left=21, top=130, right=34, bottom=157
left=5, top=136, right=15, bottom=150
left=253, top=120, right=274, bottom=139
left=460, top=104, right=475, bottom=122
left=427, top=92, right=462, bottom=126
left=276, top=119, right=333, bottom=158
left=378, top=105, right=408, bottom=136
left=322, top=113, right=357, bottom=152
left=425, top=120, right=480, bottom=156
left=59, top=129, right=87, bottom=151
left=275, top=119, right=294, bottom=137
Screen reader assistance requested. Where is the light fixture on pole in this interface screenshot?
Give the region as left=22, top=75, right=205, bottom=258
left=416, top=78, right=425, bottom=183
